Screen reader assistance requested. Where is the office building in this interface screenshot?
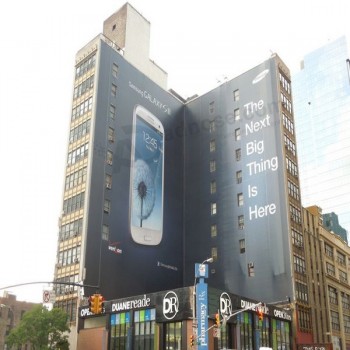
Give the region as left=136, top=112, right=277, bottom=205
left=323, top=212, right=348, bottom=244
left=54, top=3, right=313, bottom=349
left=292, top=36, right=350, bottom=241
left=303, top=206, right=350, bottom=350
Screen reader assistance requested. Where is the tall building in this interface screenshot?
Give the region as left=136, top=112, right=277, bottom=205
left=54, top=3, right=314, bottom=349
left=292, top=36, right=350, bottom=241
left=53, top=4, right=184, bottom=346
left=323, top=211, right=348, bottom=243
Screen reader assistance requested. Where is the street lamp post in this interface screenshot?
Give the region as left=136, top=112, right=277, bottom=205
left=193, top=258, right=213, bottom=350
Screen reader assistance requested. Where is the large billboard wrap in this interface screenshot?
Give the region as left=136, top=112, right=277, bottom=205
left=84, top=40, right=184, bottom=299
left=184, top=58, right=293, bottom=303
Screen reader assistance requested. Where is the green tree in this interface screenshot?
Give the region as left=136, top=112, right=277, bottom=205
left=6, top=305, right=70, bottom=350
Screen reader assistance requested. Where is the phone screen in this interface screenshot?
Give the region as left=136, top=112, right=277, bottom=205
left=130, top=109, right=164, bottom=241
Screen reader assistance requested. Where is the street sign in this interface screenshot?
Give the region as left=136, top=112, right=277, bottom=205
left=43, top=290, right=56, bottom=304
left=43, top=290, right=50, bottom=303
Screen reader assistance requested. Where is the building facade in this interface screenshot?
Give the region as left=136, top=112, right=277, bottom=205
left=77, top=286, right=292, bottom=350
left=53, top=3, right=317, bottom=349
left=292, top=36, right=350, bottom=240
left=0, top=292, right=38, bottom=349
left=303, top=206, right=350, bottom=350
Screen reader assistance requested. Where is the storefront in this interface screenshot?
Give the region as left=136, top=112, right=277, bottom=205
left=77, top=287, right=292, bottom=350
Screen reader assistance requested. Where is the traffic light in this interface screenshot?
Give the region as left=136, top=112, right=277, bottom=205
left=190, top=334, right=194, bottom=347
left=88, top=294, right=97, bottom=313
left=89, top=294, right=104, bottom=314
left=257, top=309, right=263, bottom=321
left=96, top=294, right=105, bottom=314
left=215, top=313, right=220, bottom=327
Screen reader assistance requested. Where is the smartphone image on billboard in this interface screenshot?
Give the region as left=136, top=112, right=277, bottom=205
left=129, top=105, right=164, bottom=245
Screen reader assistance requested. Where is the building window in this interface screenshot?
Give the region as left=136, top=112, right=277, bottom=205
left=337, top=251, right=346, bottom=265
left=238, top=215, right=244, bottom=229
left=236, top=170, right=242, bottom=184
left=233, top=89, right=239, bottom=101
left=235, top=128, right=241, bottom=141
left=164, top=321, right=181, bottom=350
left=102, top=225, right=109, bottom=241
left=326, top=262, right=335, bottom=276
left=106, top=150, right=113, bottom=165
left=209, top=101, right=215, bottom=114
left=211, top=247, right=218, bottom=261
left=339, top=270, right=348, bottom=283
left=291, top=228, right=303, bottom=247
left=293, top=254, right=306, bottom=274
left=112, top=63, right=119, bottom=78
left=108, top=127, right=115, bottom=142
left=237, top=193, right=243, bottom=207
left=342, top=293, right=350, bottom=309
left=110, top=312, right=132, bottom=349
left=106, top=174, right=112, bottom=189
left=329, top=286, right=338, bottom=304
left=295, top=281, right=308, bottom=303
left=234, top=108, right=240, bottom=121
left=210, top=140, right=216, bottom=152
left=110, top=104, right=116, bottom=119
left=344, top=315, right=350, bottom=333
left=239, top=239, right=245, bottom=253
left=211, top=202, right=217, bottom=215
left=111, top=83, right=117, bottom=97
left=331, top=311, right=340, bottom=331
left=104, top=199, right=111, bottom=214
left=235, top=148, right=241, bottom=161
left=248, top=262, right=255, bottom=277
left=210, top=160, right=216, bottom=173
left=211, top=224, right=217, bottom=238
left=210, top=181, right=217, bottom=194
left=209, top=120, right=215, bottom=133
left=325, top=243, right=334, bottom=258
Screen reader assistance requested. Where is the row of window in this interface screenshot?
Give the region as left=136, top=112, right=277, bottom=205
left=290, top=205, right=302, bottom=224
left=294, top=254, right=306, bottom=274
left=65, top=167, right=87, bottom=191
left=67, top=142, right=89, bottom=166
left=69, top=119, right=91, bottom=143
left=326, top=261, right=348, bottom=283
left=325, top=243, right=347, bottom=266
left=288, top=180, right=300, bottom=200
left=279, top=73, right=291, bottom=95
left=54, top=274, right=79, bottom=296
left=72, top=96, right=93, bottom=121
left=284, top=134, right=296, bottom=156
left=63, top=192, right=85, bottom=215
left=75, top=54, right=96, bottom=78
left=286, top=157, right=298, bottom=177
left=73, top=74, right=94, bottom=99
left=282, top=113, right=294, bottom=135
left=60, top=218, right=83, bottom=241
left=57, top=245, right=81, bottom=267
left=295, top=281, right=308, bottom=303
left=281, top=92, right=292, bottom=114
left=330, top=310, right=350, bottom=333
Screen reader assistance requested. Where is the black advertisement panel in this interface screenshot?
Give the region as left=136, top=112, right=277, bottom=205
left=184, top=58, right=293, bottom=303
left=84, top=40, right=184, bottom=299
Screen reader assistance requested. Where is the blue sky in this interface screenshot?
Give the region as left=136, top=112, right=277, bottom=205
left=0, top=0, right=349, bottom=302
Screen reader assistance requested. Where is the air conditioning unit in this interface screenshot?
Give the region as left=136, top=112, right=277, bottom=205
left=106, top=183, right=112, bottom=189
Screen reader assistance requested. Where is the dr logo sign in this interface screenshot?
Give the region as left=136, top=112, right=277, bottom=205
left=163, top=291, right=179, bottom=320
